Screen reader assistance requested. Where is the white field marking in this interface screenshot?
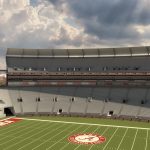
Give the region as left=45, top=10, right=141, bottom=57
left=73, top=125, right=94, bottom=150
left=89, top=127, right=109, bottom=150
left=0, top=118, right=28, bottom=132
left=60, top=125, right=93, bottom=150
left=46, top=125, right=83, bottom=150
left=3, top=122, right=58, bottom=150
left=131, top=129, right=138, bottom=150
left=0, top=121, right=25, bottom=133
left=145, top=130, right=149, bottom=150
left=0, top=120, right=36, bottom=142
left=19, top=117, right=150, bottom=130
left=17, top=123, right=67, bottom=150
left=76, top=126, right=100, bottom=150
left=103, top=127, right=119, bottom=150
left=0, top=119, right=41, bottom=140
left=0, top=121, right=45, bottom=146
left=31, top=124, right=74, bottom=150
left=116, top=128, right=128, bottom=150
left=0, top=119, right=35, bottom=134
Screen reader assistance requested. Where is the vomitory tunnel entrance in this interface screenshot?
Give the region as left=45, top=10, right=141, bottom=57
left=4, top=107, right=14, bottom=116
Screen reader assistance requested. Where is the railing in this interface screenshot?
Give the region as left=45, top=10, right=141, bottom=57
left=7, top=71, right=150, bottom=81
left=7, top=71, right=150, bottom=76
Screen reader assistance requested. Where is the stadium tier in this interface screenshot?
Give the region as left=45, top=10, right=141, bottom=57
left=1, top=46, right=150, bottom=119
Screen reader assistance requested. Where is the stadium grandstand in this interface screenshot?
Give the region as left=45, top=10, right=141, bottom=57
left=1, top=46, right=150, bottom=150
left=0, top=46, right=150, bottom=120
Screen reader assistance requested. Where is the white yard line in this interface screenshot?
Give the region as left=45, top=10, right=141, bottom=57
left=116, top=128, right=128, bottom=150
left=73, top=125, right=93, bottom=150
left=46, top=125, right=82, bottom=150
left=145, top=130, right=149, bottom=150
left=85, top=126, right=100, bottom=150
left=131, top=129, right=138, bottom=150
left=103, top=127, right=119, bottom=150
left=3, top=122, right=56, bottom=150
left=0, top=122, right=33, bottom=138
left=59, top=140, right=71, bottom=149
left=4, top=124, right=55, bottom=150
left=17, top=123, right=66, bottom=150
left=60, top=125, right=92, bottom=150
left=31, top=124, right=74, bottom=150
left=89, top=127, right=109, bottom=150
left=59, top=125, right=87, bottom=150
left=0, top=118, right=27, bottom=132
left=0, top=121, right=36, bottom=143
left=20, top=117, right=150, bottom=130
left=74, top=126, right=100, bottom=150
left=0, top=121, right=45, bottom=146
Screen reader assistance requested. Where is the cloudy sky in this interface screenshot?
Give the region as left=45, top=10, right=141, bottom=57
left=0, top=0, right=150, bottom=68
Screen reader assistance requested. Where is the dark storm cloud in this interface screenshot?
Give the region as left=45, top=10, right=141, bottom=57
left=48, top=0, right=64, bottom=8
left=68, top=0, right=150, bottom=25
left=68, top=0, right=150, bottom=40
left=49, top=0, right=150, bottom=40
left=81, top=18, right=139, bottom=39
left=49, top=0, right=60, bottom=5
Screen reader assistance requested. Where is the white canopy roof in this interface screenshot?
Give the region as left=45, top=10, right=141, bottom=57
left=6, top=46, right=150, bottom=58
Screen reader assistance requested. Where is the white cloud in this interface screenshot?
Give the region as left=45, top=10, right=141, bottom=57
left=0, top=0, right=150, bottom=69
left=0, top=0, right=91, bottom=68
left=0, top=0, right=30, bottom=9
left=0, top=0, right=87, bottom=50
left=0, top=0, right=150, bottom=61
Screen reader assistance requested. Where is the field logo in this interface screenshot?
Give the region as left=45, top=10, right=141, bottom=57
left=0, top=118, right=22, bottom=127
left=68, top=133, right=106, bottom=145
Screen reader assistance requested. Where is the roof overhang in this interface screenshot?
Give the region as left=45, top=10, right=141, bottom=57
left=6, top=46, right=150, bottom=58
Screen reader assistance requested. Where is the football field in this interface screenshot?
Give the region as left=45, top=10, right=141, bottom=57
left=0, top=116, right=150, bottom=150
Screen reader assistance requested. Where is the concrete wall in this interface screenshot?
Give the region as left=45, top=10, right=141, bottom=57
left=2, top=87, right=149, bottom=118
left=7, top=57, right=150, bottom=72
left=0, top=88, right=12, bottom=107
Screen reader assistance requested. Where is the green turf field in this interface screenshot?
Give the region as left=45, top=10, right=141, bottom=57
left=0, top=116, right=150, bottom=150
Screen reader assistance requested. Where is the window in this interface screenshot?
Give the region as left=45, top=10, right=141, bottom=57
left=17, top=97, right=23, bottom=102
left=36, top=97, right=40, bottom=102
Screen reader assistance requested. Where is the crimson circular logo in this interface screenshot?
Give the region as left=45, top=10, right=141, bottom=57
left=68, top=133, right=106, bottom=145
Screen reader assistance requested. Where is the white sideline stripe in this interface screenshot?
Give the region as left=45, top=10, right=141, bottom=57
left=116, top=128, right=128, bottom=150
left=145, top=130, right=149, bottom=150
left=19, top=117, right=150, bottom=130
left=46, top=125, right=82, bottom=150
left=32, top=124, right=73, bottom=150
left=103, top=128, right=119, bottom=150
left=131, top=129, right=138, bottom=150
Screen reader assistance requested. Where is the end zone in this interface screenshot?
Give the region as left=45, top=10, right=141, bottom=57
left=0, top=117, right=22, bottom=127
